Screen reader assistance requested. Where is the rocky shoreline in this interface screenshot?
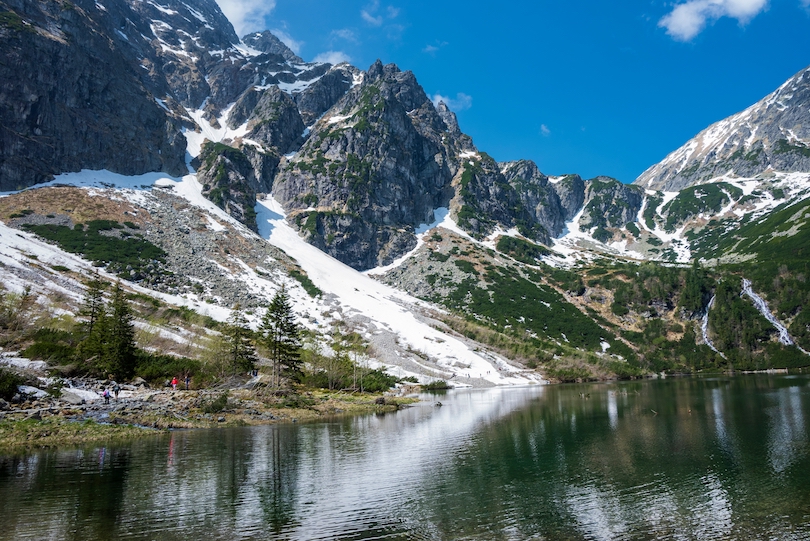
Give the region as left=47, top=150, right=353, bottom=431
left=0, top=356, right=419, bottom=452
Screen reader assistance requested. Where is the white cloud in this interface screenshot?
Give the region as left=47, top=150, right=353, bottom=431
left=361, top=1, right=399, bottom=26
left=361, top=10, right=383, bottom=25
left=332, top=28, right=358, bottom=43
left=430, top=92, right=472, bottom=112
left=801, top=0, right=810, bottom=9
left=540, top=124, right=551, bottom=137
left=215, top=0, right=276, bottom=37
left=362, top=0, right=383, bottom=25
left=422, top=40, right=448, bottom=55
left=659, top=0, right=769, bottom=41
left=270, top=28, right=303, bottom=54
left=313, top=51, right=352, bottom=65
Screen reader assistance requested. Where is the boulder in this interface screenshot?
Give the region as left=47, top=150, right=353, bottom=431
left=60, top=390, right=87, bottom=405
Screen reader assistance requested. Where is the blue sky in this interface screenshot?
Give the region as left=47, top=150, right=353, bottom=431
left=216, top=0, right=810, bottom=182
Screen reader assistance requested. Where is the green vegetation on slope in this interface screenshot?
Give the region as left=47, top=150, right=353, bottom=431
left=22, top=220, right=166, bottom=279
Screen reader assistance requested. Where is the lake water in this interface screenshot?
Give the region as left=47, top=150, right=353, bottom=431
left=1, top=375, right=810, bottom=540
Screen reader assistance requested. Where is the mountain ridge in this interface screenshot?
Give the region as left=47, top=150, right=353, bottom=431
left=2, top=0, right=810, bottom=384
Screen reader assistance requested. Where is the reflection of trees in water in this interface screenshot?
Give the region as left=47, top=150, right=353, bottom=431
left=0, top=446, right=131, bottom=540
left=255, top=426, right=301, bottom=535
left=416, top=377, right=810, bottom=540
left=1, top=377, right=808, bottom=540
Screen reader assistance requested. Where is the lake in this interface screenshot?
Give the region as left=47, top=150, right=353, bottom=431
left=1, top=374, right=809, bottom=540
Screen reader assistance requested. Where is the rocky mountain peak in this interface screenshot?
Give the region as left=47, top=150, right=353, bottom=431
left=636, top=65, right=810, bottom=191
left=435, top=101, right=461, bottom=135
left=242, top=31, right=303, bottom=63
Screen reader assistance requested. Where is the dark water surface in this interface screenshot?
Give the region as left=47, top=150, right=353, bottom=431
left=2, top=375, right=810, bottom=540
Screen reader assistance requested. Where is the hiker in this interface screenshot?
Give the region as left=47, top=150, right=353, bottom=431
left=171, top=377, right=178, bottom=390
left=102, top=388, right=110, bottom=405
left=113, top=382, right=121, bottom=401
left=184, top=375, right=190, bottom=390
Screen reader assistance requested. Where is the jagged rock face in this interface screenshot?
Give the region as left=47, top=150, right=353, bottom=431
left=550, top=175, right=586, bottom=220
left=124, top=0, right=239, bottom=112
left=435, top=101, right=461, bottom=136
left=0, top=0, right=187, bottom=190
left=294, top=67, right=358, bottom=126
left=242, top=31, right=303, bottom=63
left=228, top=86, right=305, bottom=154
left=636, top=65, right=810, bottom=191
left=580, top=177, right=644, bottom=241
left=273, top=60, right=463, bottom=270
left=1, top=0, right=360, bottom=193
left=502, top=160, right=567, bottom=238
left=452, top=155, right=549, bottom=242
left=195, top=142, right=261, bottom=231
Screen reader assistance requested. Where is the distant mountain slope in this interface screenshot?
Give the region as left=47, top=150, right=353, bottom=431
left=0, top=0, right=355, bottom=191
left=636, top=66, right=810, bottom=191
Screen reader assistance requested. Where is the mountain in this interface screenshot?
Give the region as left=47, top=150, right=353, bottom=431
left=2, top=0, right=810, bottom=386
left=0, top=0, right=355, bottom=192
left=636, top=66, right=810, bottom=192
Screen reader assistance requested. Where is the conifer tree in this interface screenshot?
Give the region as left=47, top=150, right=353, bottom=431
left=76, top=276, right=110, bottom=373
left=224, top=305, right=257, bottom=374
left=260, top=285, right=302, bottom=387
left=106, top=281, right=137, bottom=379
left=78, top=275, right=107, bottom=337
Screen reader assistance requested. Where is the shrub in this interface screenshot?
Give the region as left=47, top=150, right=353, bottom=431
left=201, top=391, right=229, bottom=413
left=134, top=351, right=200, bottom=382
left=422, top=380, right=451, bottom=390
left=0, top=367, right=24, bottom=400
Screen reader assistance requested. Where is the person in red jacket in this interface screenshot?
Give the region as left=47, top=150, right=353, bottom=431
left=171, top=377, right=178, bottom=390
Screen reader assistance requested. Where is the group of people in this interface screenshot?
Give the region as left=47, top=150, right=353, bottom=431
left=170, top=375, right=191, bottom=390
left=101, top=382, right=121, bottom=404
left=100, top=374, right=191, bottom=405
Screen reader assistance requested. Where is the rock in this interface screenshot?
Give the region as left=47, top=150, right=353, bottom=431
left=195, top=142, right=263, bottom=231
left=217, top=416, right=226, bottom=422
left=27, top=411, right=42, bottom=421
left=132, top=377, right=149, bottom=388
left=242, top=31, right=303, bottom=63
left=375, top=396, right=386, bottom=405
left=0, top=399, right=8, bottom=411
left=274, top=61, right=459, bottom=269
left=59, top=388, right=85, bottom=406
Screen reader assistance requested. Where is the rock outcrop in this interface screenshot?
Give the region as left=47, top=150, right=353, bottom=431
left=579, top=177, right=644, bottom=242
left=273, top=60, right=464, bottom=269
left=0, top=0, right=187, bottom=190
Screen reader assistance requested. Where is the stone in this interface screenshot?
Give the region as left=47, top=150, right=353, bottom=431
left=59, top=388, right=85, bottom=406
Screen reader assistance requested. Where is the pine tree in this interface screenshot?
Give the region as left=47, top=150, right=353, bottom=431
left=260, top=285, right=302, bottom=387
left=225, top=305, right=257, bottom=374
left=75, top=275, right=110, bottom=373
left=106, top=281, right=136, bottom=379
left=78, top=275, right=107, bottom=338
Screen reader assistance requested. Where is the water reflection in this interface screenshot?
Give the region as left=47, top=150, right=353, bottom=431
left=1, top=375, right=810, bottom=540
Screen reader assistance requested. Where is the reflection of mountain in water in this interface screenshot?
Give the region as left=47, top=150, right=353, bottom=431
left=1, top=378, right=810, bottom=540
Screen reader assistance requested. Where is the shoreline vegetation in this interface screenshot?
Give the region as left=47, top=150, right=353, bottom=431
left=0, top=381, right=420, bottom=453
